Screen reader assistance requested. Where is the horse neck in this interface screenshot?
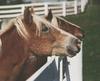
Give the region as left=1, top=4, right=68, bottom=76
left=1, top=26, right=28, bottom=58
left=16, top=53, right=47, bottom=81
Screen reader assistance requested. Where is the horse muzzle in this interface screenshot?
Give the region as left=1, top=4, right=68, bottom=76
left=67, top=46, right=80, bottom=57
left=66, top=41, right=81, bottom=57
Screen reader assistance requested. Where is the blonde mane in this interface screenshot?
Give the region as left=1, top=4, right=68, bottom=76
left=15, top=16, right=30, bottom=41
left=0, top=14, right=79, bottom=41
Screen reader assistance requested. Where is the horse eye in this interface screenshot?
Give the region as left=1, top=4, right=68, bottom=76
left=42, top=26, right=49, bottom=32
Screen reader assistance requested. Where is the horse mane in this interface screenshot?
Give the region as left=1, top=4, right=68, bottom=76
left=55, top=16, right=80, bottom=28
left=0, top=14, right=79, bottom=41
left=15, top=16, right=30, bottom=41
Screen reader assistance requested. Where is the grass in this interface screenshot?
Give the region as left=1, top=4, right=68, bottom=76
left=65, top=4, right=100, bottom=81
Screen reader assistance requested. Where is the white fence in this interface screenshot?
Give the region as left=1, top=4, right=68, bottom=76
left=0, top=0, right=88, bottom=19
left=26, top=43, right=83, bottom=81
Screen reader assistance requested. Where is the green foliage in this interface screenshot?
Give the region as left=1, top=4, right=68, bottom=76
left=65, top=4, right=100, bottom=81
left=89, top=0, right=100, bottom=5
left=92, top=0, right=100, bottom=4
left=0, top=0, right=7, bottom=5
left=0, top=0, right=24, bottom=5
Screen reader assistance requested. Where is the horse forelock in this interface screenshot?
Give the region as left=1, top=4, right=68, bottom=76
left=15, top=14, right=53, bottom=38
left=14, top=15, right=52, bottom=40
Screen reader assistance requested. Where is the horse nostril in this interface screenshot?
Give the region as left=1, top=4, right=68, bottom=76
left=74, top=39, right=81, bottom=53
left=77, top=29, right=85, bottom=40
left=75, top=32, right=84, bottom=41
left=76, top=46, right=80, bottom=53
left=76, top=42, right=81, bottom=53
left=76, top=39, right=81, bottom=45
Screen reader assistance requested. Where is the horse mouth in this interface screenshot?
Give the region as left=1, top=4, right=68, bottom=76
left=67, top=49, right=77, bottom=57
left=67, top=47, right=80, bottom=57
left=52, top=47, right=67, bottom=56
left=52, top=47, right=75, bottom=56
left=52, top=46, right=79, bottom=57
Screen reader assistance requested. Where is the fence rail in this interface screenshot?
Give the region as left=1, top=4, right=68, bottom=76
left=0, top=0, right=88, bottom=19
left=26, top=43, right=83, bottom=81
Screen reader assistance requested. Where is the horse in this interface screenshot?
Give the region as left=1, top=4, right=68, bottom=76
left=0, top=7, right=83, bottom=81
left=18, top=9, right=84, bottom=81
left=46, top=9, right=84, bottom=40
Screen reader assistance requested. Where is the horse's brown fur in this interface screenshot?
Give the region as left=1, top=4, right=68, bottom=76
left=46, top=9, right=84, bottom=41
left=0, top=26, right=28, bottom=81
left=20, top=9, right=84, bottom=81
left=0, top=7, right=84, bottom=81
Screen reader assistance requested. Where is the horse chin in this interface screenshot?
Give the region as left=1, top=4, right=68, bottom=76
left=67, top=53, right=76, bottom=57
left=67, top=51, right=77, bottom=57
left=66, top=46, right=80, bottom=57
left=52, top=47, right=67, bottom=56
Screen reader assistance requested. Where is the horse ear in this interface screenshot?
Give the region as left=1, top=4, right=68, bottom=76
left=24, top=7, right=33, bottom=25
left=46, top=9, right=53, bottom=22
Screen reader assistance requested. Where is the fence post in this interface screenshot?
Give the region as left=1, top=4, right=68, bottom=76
left=68, top=43, right=83, bottom=81
left=62, top=1, right=66, bottom=16
left=44, top=3, right=48, bottom=16
left=81, top=0, right=84, bottom=12
left=74, top=0, right=77, bottom=14
left=86, top=0, right=88, bottom=4
left=21, top=5, right=25, bottom=15
left=59, top=58, right=63, bottom=81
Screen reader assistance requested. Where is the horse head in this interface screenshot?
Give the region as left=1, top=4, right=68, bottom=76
left=45, top=9, right=84, bottom=57
left=0, top=7, right=84, bottom=57
left=17, top=7, right=84, bottom=57
left=0, top=7, right=84, bottom=81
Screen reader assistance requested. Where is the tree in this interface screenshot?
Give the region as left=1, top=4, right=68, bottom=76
left=7, top=0, right=24, bottom=4
left=90, top=0, right=100, bottom=5
left=0, top=0, right=24, bottom=5
left=0, top=0, right=7, bottom=5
